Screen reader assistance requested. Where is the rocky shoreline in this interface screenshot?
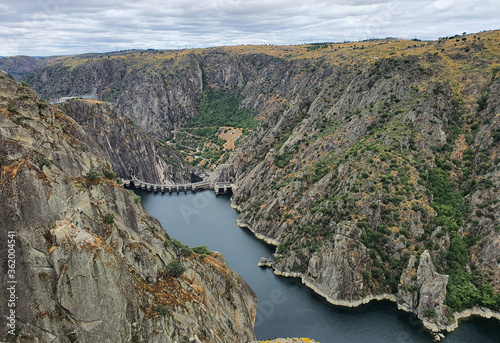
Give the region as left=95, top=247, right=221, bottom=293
left=232, top=200, right=500, bottom=337
left=232, top=204, right=280, bottom=246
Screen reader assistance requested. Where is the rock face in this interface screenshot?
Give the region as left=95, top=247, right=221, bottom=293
left=0, top=71, right=256, bottom=342
left=301, top=226, right=372, bottom=303
left=398, top=252, right=450, bottom=329
left=210, top=164, right=236, bottom=185
left=21, top=30, right=500, bottom=332
left=23, top=53, right=204, bottom=139
left=0, top=56, right=49, bottom=80
left=226, top=35, right=500, bottom=331
left=59, top=99, right=188, bottom=184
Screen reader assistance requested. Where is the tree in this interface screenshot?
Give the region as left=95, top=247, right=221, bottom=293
left=167, top=260, right=185, bottom=277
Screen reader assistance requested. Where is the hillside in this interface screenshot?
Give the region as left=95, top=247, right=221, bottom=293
left=0, top=56, right=49, bottom=80
left=22, top=29, right=500, bottom=333
left=0, top=71, right=256, bottom=342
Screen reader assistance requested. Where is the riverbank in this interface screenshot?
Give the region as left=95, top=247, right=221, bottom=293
left=232, top=200, right=500, bottom=336
left=137, top=190, right=500, bottom=342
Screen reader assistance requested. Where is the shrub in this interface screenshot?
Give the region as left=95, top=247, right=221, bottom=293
left=133, top=194, right=142, bottom=203
left=476, top=90, right=490, bottom=111
left=37, top=102, right=47, bottom=109
left=492, top=130, right=500, bottom=143
left=86, top=170, right=100, bottom=181
left=6, top=104, right=17, bottom=113
left=168, top=238, right=194, bottom=257
left=312, top=162, right=329, bottom=182
left=193, top=245, right=212, bottom=257
left=169, top=239, right=184, bottom=250
left=424, top=308, right=436, bottom=318
left=104, top=169, right=119, bottom=179
left=399, top=228, right=410, bottom=238
left=104, top=213, right=114, bottom=224
left=38, top=157, right=52, bottom=169
left=155, top=304, right=169, bottom=317
left=372, top=269, right=382, bottom=279
left=275, top=153, right=290, bottom=169
left=180, top=246, right=193, bottom=257
left=166, top=260, right=185, bottom=277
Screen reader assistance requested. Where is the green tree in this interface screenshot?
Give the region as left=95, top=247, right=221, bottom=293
left=86, top=170, right=100, bottom=181
left=167, top=260, right=185, bottom=277
left=104, top=213, right=114, bottom=224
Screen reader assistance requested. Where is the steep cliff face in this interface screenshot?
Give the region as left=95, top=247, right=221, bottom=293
left=23, top=48, right=337, bottom=141
left=21, top=30, right=500, bottom=332
left=59, top=99, right=189, bottom=184
left=23, top=52, right=203, bottom=138
left=0, top=71, right=256, bottom=342
left=228, top=34, right=500, bottom=331
left=398, top=252, right=450, bottom=328
left=202, top=34, right=500, bottom=331
left=0, top=56, right=49, bottom=80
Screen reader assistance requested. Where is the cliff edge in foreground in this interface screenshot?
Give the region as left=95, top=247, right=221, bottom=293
left=0, top=71, right=256, bottom=342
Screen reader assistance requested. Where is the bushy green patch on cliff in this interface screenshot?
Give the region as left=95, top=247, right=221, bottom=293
left=426, top=168, right=464, bottom=232
left=186, top=86, right=257, bottom=129
left=445, top=232, right=500, bottom=312
left=425, top=166, right=500, bottom=312
left=170, top=85, right=257, bottom=169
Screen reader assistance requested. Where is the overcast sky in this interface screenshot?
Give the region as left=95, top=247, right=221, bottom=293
left=1, top=0, right=499, bottom=56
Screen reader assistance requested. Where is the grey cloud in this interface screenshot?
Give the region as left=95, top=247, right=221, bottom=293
left=1, top=0, right=499, bottom=56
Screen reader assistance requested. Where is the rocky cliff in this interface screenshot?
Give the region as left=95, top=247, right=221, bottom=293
left=59, top=99, right=188, bottom=184
left=228, top=33, right=500, bottom=332
left=0, top=71, right=256, bottom=342
left=0, top=56, right=49, bottom=80
left=23, top=52, right=204, bottom=139
left=21, top=30, right=500, bottom=333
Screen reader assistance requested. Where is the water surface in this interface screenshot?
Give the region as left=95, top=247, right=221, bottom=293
left=137, top=190, right=500, bottom=343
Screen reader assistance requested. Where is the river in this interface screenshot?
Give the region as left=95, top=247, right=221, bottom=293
left=136, top=189, right=500, bottom=343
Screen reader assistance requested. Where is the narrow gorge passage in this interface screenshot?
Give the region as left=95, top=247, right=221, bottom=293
left=137, top=190, right=500, bottom=342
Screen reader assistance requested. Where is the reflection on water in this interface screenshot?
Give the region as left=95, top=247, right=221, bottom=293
left=136, top=190, right=500, bottom=343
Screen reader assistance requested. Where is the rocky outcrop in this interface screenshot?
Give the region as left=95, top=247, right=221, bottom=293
left=59, top=99, right=188, bottom=184
left=258, top=257, right=272, bottom=267
left=300, top=224, right=372, bottom=303
left=0, top=72, right=256, bottom=342
left=398, top=252, right=450, bottom=330
left=210, top=163, right=236, bottom=185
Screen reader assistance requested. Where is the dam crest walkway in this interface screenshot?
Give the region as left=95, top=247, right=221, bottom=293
left=123, top=176, right=234, bottom=194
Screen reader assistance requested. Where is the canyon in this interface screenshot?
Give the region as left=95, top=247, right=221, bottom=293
left=2, top=29, right=500, bottom=340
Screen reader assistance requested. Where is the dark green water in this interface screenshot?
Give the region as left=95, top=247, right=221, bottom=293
left=137, top=190, right=500, bottom=343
